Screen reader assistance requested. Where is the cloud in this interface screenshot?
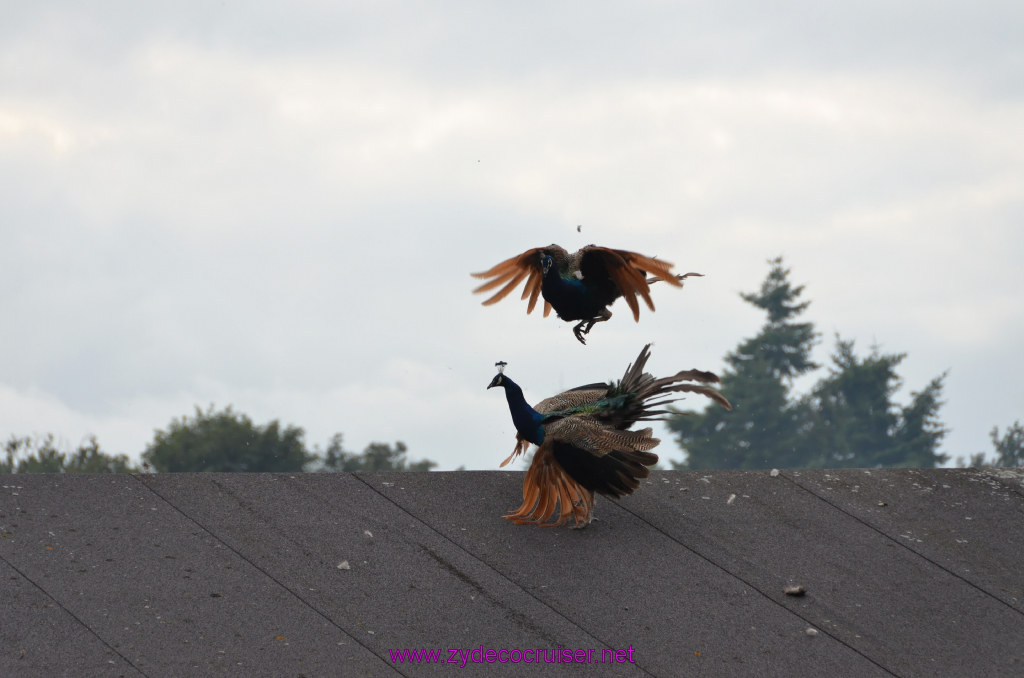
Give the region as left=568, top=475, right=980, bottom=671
left=1, top=2, right=1022, bottom=468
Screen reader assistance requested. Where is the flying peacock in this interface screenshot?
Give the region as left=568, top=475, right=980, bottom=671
left=487, top=344, right=732, bottom=528
left=472, top=244, right=701, bottom=344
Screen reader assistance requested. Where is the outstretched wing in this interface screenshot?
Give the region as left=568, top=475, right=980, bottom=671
left=577, top=246, right=684, bottom=321
left=471, top=246, right=567, bottom=316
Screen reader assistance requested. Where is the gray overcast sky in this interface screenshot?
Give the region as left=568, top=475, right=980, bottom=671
left=2, top=1, right=1022, bottom=469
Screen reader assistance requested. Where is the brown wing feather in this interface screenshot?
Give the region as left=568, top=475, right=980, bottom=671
left=478, top=268, right=530, bottom=306
left=506, top=443, right=594, bottom=527
left=499, top=435, right=530, bottom=467
left=618, top=250, right=683, bottom=287
left=555, top=470, right=593, bottom=525
left=508, top=479, right=540, bottom=522
left=535, top=473, right=559, bottom=525
left=581, top=245, right=682, bottom=321
left=471, top=248, right=544, bottom=309
left=471, top=260, right=524, bottom=289
left=471, top=248, right=539, bottom=279
left=521, top=273, right=543, bottom=313
left=471, top=264, right=525, bottom=294
left=605, top=261, right=648, bottom=320
left=473, top=246, right=576, bottom=314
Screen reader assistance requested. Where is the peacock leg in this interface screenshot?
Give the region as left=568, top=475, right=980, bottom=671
left=568, top=496, right=597, bottom=530
left=572, top=321, right=589, bottom=344
left=572, top=309, right=613, bottom=344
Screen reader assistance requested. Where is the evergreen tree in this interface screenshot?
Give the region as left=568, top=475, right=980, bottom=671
left=669, top=257, right=818, bottom=469
left=669, top=257, right=949, bottom=469
left=798, top=339, right=948, bottom=468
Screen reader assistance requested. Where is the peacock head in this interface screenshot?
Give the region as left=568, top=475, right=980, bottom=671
left=487, top=361, right=509, bottom=389
left=541, top=254, right=554, bottom=274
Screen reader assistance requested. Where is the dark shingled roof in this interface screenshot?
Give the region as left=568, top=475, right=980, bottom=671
left=2, top=468, right=1023, bottom=677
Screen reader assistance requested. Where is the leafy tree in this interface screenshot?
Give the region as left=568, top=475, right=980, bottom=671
left=315, top=434, right=436, bottom=472
left=669, top=256, right=819, bottom=469
left=142, top=405, right=314, bottom=472
left=798, top=338, right=948, bottom=468
left=2, top=434, right=135, bottom=473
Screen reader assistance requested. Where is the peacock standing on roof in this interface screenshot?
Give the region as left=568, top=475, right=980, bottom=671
left=487, top=344, right=732, bottom=528
left=472, top=244, right=701, bottom=344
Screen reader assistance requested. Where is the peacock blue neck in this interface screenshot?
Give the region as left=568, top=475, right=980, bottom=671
left=542, top=261, right=583, bottom=294
left=500, top=376, right=546, bottom=445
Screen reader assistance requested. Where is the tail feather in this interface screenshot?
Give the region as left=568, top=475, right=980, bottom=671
left=617, top=345, right=733, bottom=421
left=648, top=271, right=703, bottom=285
left=619, top=344, right=654, bottom=392
left=639, top=383, right=733, bottom=415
